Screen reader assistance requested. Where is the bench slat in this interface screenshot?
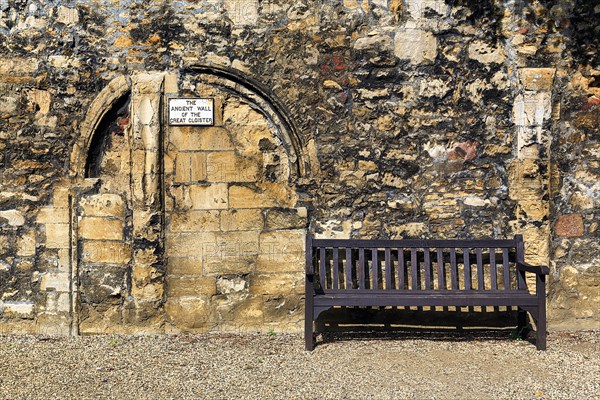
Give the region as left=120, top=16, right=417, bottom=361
left=463, top=248, right=471, bottom=290
left=345, top=248, right=352, bottom=290
left=450, top=248, right=458, bottom=290
left=517, top=237, right=527, bottom=290
left=424, top=249, right=432, bottom=290
left=477, top=248, right=484, bottom=290
left=437, top=248, right=444, bottom=290
left=490, top=247, right=498, bottom=290
left=333, top=247, right=339, bottom=290
left=359, top=248, right=365, bottom=290
left=411, top=248, right=418, bottom=290
left=398, top=248, right=405, bottom=290
left=314, top=291, right=537, bottom=308
left=319, top=247, right=326, bottom=289
left=372, top=248, right=379, bottom=290
left=312, top=238, right=517, bottom=248
left=385, top=248, right=392, bottom=290
left=503, top=248, right=510, bottom=290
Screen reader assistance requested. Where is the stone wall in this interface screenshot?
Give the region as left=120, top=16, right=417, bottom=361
left=0, top=0, right=598, bottom=334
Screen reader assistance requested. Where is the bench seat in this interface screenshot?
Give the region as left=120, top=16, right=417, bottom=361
left=314, top=290, right=538, bottom=308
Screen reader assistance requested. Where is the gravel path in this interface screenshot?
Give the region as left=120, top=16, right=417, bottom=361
left=0, top=330, right=598, bottom=399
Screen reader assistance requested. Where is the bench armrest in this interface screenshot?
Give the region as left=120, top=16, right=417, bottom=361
left=517, top=262, right=549, bottom=275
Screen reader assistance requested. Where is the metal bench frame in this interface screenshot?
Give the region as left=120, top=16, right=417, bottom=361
left=305, top=234, right=549, bottom=350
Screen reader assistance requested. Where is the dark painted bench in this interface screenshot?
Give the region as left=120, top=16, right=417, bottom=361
left=305, top=234, right=549, bottom=350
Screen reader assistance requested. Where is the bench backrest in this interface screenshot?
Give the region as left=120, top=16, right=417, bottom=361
left=307, top=235, right=527, bottom=292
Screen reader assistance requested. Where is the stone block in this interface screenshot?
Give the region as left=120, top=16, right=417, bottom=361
left=263, top=295, right=303, bottom=322
left=220, top=209, right=264, bottom=231
left=225, top=0, right=259, bottom=26
left=354, top=34, right=393, bottom=52
left=569, top=192, right=594, bottom=211
left=57, top=6, right=79, bottom=25
left=169, top=210, right=220, bottom=232
left=78, top=217, right=123, bottom=241
left=132, top=210, right=161, bottom=241
left=212, top=231, right=260, bottom=257
left=78, top=304, right=123, bottom=334
left=52, top=187, right=71, bottom=208
left=513, top=92, right=551, bottom=129
left=57, top=249, right=70, bottom=272
left=467, top=40, right=506, bottom=64
left=206, top=151, right=260, bottom=182
left=79, top=265, right=127, bottom=305
left=555, top=214, right=584, bottom=238
left=213, top=294, right=263, bottom=324
left=131, top=248, right=158, bottom=274
left=394, top=28, right=437, bottom=64
left=35, top=313, right=71, bottom=335
left=79, top=193, right=125, bottom=218
left=171, top=126, right=233, bottom=151
left=405, top=0, right=449, bottom=19
left=165, top=297, right=211, bottom=329
left=37, top=207, right=69, bottom=224
left=40, top=272, right=70, bottom=292
left=389, top=222, right=428, bottom=238
left=259, top=230, right=305, bottom=255
left=0, top=57, right=39, bottom=75
left=189, top=184, right=228, bottom=210
left=521, top=225, right=550, bottom=266
left=204, top=255, right=258, bottom=275
left=516, top=200, right=549, bottom=221
left=229, top=183, right=297, bottom=209
left=549, top=265, right=600, bottom=328
left=16, top=230, right=36, bottom=257
left=167, top=276, right=216, bottom=297
left=249, top=273, right=304, bottom=295
left=175, top=152, right=207, bottom=183
left=167, top=257, right=203, bottom=275
left=45, top=223, right=70, bottom=249
left=265, top=208, right=307, bottom=230
left=255, top=251, right=304, bottom=273
left=167, top=232, right=217, bottom=258
left=164, top=72, right=178, bottom=94
left=81, top=241, right=131, bottom=264
left=44, top=292, right=71, bottom=314
left=202, top=231, right=260, bottom=274
left=2, top=302, right=35, bottom=319
left=216, top=275, right=248, bottom=295
left=519, top=68, right=556, bottom=91
left=0, top=210, right=25, bottom=226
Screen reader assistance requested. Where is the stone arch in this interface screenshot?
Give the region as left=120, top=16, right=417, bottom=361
left=183, top=64, right=309, bottom=179
left=69, top=75, right=131, bottom=180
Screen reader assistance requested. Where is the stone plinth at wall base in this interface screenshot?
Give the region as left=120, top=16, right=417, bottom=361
left=547, top=319, right=600, bottom=331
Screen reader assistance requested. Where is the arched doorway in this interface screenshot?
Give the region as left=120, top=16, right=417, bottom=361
left=67, top=67, right=309, bottom=334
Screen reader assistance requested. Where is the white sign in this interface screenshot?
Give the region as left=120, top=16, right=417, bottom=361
left=168, top=98, right=214, bottom=126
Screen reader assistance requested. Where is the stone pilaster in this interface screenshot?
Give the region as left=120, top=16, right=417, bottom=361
left=509, top=68, right=556, bottom=267
left=128, top=73, right=166, bottom=325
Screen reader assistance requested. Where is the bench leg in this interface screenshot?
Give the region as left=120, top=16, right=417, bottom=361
left=517, top=308, right=530, bottom=338
left=305, top=317, right=314, bottom=351
left=535, top=273, right=547, bottom=351
left=305, top=294, right=314, bottom=351
left=536, top=307, right=547, bottom=351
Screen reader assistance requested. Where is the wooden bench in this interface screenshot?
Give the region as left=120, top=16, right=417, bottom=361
left=305, top=234, right=549, bottom=350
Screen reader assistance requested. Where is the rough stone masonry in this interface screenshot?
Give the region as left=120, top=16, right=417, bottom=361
left=0, top=0, right=598, bottom=335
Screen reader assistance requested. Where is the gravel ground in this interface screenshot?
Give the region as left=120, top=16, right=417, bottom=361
left=0, top=330, right=598, bottom=400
